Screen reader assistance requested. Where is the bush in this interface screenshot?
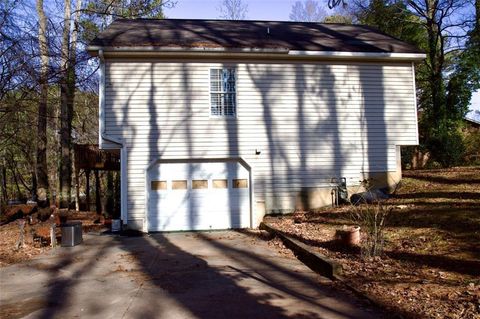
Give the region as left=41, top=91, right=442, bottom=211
left=349, top=185, right=392, bottom=258
left=425, top=130, right=465, bottom=167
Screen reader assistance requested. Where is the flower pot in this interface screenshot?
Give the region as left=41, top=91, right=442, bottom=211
left=336, top=226, right=361, bottom=246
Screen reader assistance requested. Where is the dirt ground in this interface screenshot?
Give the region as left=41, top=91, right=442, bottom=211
left=0, top=211, right=107, bottom=267
left=266, top=166, right=480, bottom=319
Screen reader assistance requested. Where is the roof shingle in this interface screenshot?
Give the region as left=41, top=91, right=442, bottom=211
left=88, top=19, right=423, bottom=54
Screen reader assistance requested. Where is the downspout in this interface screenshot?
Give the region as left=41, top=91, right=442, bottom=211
left=98, top=49, right=128, bottom=225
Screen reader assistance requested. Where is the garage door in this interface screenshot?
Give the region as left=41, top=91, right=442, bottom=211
left=147, top=161, right=251, bottom=232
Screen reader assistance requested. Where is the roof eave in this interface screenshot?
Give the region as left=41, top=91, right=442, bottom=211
left=289, top=50, right=426, bottom=61
left=87, top=46, right=426, bottom=61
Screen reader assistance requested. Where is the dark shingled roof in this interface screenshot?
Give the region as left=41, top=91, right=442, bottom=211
left=89, top=19, right=422, bottom=54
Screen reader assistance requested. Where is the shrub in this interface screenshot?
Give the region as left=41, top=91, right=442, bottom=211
left=425, top=130, right=465, bottom=167
left=350, top=187, right=392, bottom=257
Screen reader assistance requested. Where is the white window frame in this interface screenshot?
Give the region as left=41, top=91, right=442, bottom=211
left=209, top=68, right=237, bottom=118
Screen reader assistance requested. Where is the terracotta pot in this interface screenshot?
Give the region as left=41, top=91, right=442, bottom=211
left=337, top=226, right=361, bottom=246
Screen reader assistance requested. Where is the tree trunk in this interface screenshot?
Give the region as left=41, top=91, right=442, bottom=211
left=425, top=0, right=445, bottom=128
left=113, top=171, right=121, bottom=218
left=1, top=153, right=8, bottom=206
left=36, top=0, right=50, bottom=208
left=74, top=156, right=80, bottom=211
left=58, top=0, right=82, bottom=208
left=59, top=0, right=72, bottom=208
left=95, top=170, right=102, bottom=215
left=85, top=170, right=90, bottom=211
left=475, top=0, right=479, bottom=36
left=106, top=171, right=114, bottom=216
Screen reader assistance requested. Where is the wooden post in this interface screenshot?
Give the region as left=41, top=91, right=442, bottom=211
left=50, top=215, right=56, bottom=248
left=85, top=170, right=90, bottom=212
left=74, top=159, right=80, bottom=211
left=95, top=170, right=101, bottom=215
left=15, top=219, right=25, bottom=250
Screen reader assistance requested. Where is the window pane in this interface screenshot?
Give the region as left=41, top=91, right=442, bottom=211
left=213, top=179, right=228, bottom=188
left=211, top=93, right=235, bottom=116
left=192, top=180, right=208, bottom=189
left=233, top=179, right=248, bottom=188
left=151, top=181, right=167, bottom=190
left=210, top=68, right=236, bottom=116
left=211, top=94, right=220, bottom=115
left=210, top=69, right=221, bottom=92
left=172, top=180, right=187, bottom=190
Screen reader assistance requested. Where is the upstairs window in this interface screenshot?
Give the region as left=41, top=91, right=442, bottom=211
left=210, top=68, right=236, bottom=117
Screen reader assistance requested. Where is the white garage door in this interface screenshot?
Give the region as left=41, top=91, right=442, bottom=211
left=147, top=161, right=251, bottom=232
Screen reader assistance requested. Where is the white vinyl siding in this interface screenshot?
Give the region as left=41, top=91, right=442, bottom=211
left=103, top=59, right=418, bottom=226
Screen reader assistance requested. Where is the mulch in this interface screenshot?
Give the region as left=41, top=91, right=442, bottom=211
left=265, top=166, right=480, bottom=319
left=0, top=209, right=108, bottom=267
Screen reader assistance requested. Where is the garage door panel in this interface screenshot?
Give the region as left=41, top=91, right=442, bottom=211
left=148, top=161, right=250, bottom=232
left=148, top=212, right=246, bottom=231
left=149, top=162, right=248, bottom=180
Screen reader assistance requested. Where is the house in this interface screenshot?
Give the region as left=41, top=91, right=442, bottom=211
left=87, top=19, right=425, bottom=232
left=463, top=117, right=480, bottom=133
left=462, top=117, right=480, bottom=163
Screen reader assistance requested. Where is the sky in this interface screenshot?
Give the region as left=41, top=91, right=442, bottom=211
left=468, top=91, right=480, bottom=121
left=164, top=0, right=337, bottom=21
left=165, top=0, right=479, bottom=120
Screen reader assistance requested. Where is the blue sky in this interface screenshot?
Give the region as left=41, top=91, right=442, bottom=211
left=469, top=92, right=480, bottom=121
left=164, top=0, right=336, bottom=21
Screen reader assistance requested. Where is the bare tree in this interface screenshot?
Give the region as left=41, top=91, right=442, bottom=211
left=59, top=0, right=83, bottom=208
left=290, top=0, right=327, bottom=22
left=36, top=0, right=50, bottom=206
left=218, top=0, right=248, bottom=20
left=58, top=0, right=72, bottom=208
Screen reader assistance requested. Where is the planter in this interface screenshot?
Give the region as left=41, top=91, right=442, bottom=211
left=336, top=226, right=361, bottom=246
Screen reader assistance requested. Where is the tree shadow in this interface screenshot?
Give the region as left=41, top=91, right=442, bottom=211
left=394, top=192, right=480, bottom=200
left=386, top=251, right=480, bottom=277
left=402, top=174, right=480, bottom=185
left=32, top=240, right=113, bottom=318
left=402, top=167, right=480, bottom=185
left=114, top=232, right=375, bottom=319
left=98, top=18, right=427, bottom=319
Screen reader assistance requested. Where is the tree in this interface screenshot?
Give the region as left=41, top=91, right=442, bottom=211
left=36, top=0, right=50, bottom=206
left=58, top=0, right=74, bottom=208
left=0, top=0, right=177, bottom=208
left=218, top=0, right=248, bottom=20
left=323, top=14, right=353, bottom=23
left=290, top=0, right=326, bottom=22
left=348, top=0, right=475, bottom=167
left=445, top=0, right=480, bottom=124
left=406, top=0, right=474, bottom=166
left=354, top=0, right=427, bottom=46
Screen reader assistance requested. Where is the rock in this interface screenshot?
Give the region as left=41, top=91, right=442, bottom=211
left=350, top=189, right=389, bottom=205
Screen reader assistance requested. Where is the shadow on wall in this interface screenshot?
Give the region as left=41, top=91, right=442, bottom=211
left=118, top=22, right=394, bottom=229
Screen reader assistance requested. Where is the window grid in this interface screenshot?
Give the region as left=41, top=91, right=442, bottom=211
left=210, top=69, right=236, bottom=117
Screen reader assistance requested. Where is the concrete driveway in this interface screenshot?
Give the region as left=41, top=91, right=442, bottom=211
left=0, top=231, right=382, bottom=319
